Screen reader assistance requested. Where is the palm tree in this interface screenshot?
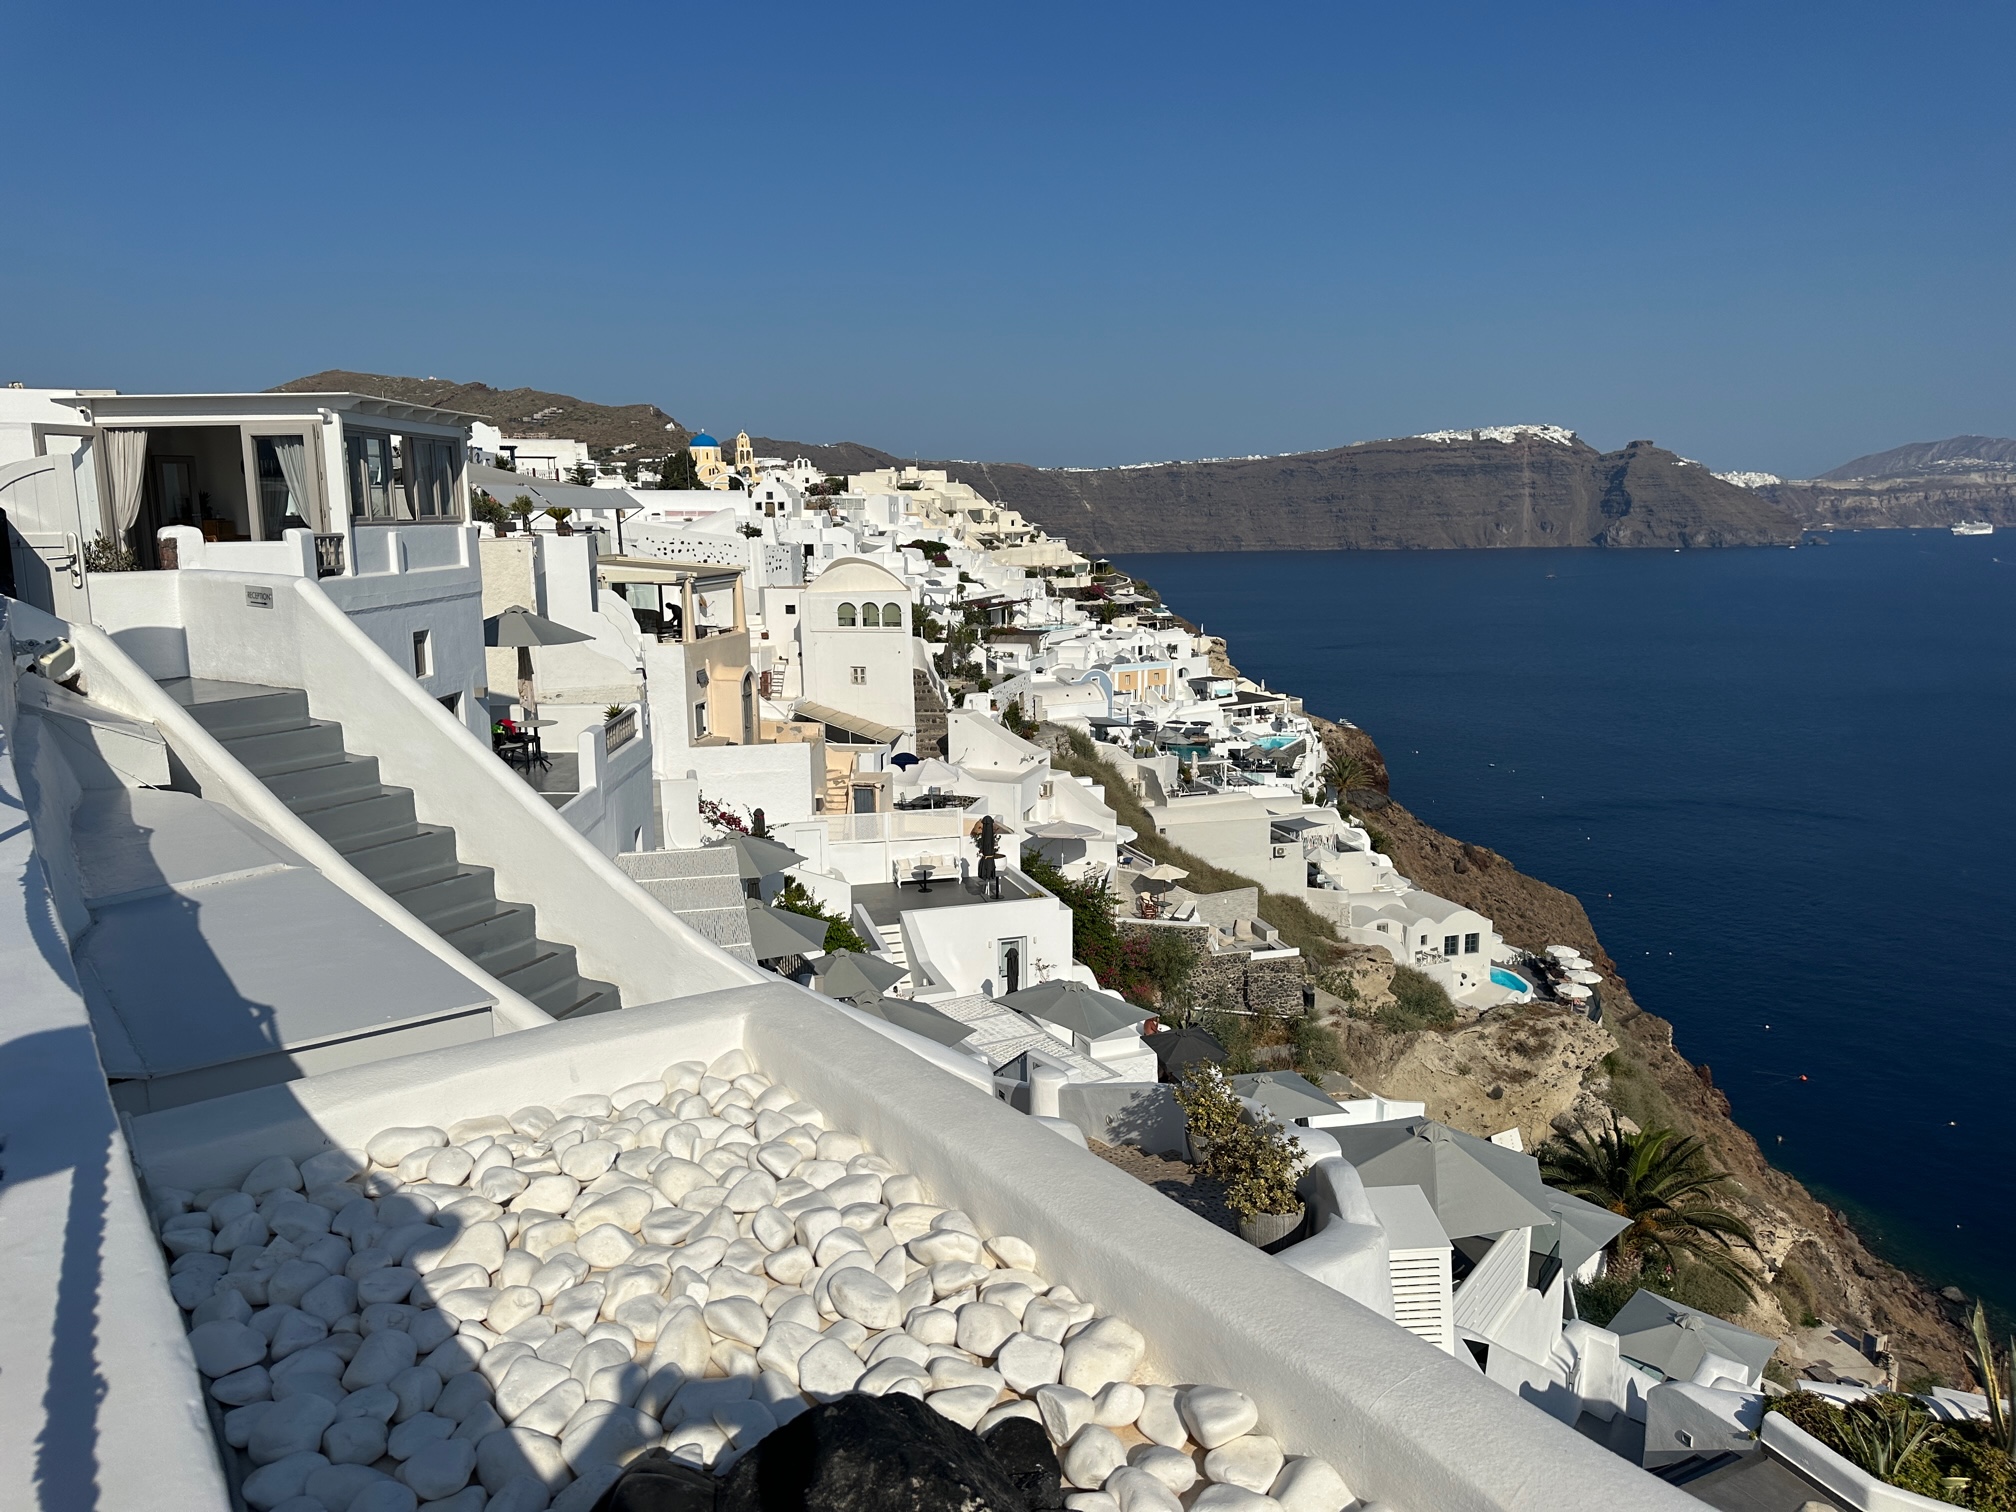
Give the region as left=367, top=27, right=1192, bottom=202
left=1541, top=1114, right=1761, bottom=1297
left=1322, top=750, right=1370, bottom=806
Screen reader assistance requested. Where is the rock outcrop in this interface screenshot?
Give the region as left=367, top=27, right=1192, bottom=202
left=1761, top=435, right=2016, bottom=530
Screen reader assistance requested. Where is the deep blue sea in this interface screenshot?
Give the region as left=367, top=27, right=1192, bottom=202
left=1120, top=531, right=2016, bottom=1316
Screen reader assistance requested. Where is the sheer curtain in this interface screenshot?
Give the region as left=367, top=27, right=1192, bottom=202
left=272, top=435, right=314, bottom=529
left=103, top=428, right=148, bottom=537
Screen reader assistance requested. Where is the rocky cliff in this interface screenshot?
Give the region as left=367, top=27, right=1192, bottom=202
left=780, top=430, right=1802, bottom=554
left=1759, top=434, right=2016, bottom=530
left=1295, top=686, right=1972, bottom=1384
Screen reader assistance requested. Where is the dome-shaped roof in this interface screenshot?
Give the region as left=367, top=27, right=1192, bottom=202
left=688, top=432, right=719, bottom=448
left=808, top=556, right=909, bottom=595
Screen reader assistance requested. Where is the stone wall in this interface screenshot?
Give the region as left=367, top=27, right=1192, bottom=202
left=1123, top=919, right=1305, bottom=1018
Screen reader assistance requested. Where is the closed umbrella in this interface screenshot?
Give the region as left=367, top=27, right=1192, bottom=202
left=484, top=605, right=593, bottom=717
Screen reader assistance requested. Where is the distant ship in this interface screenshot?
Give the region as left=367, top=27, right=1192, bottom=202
left=1952, top=520, right=1994, bottom=536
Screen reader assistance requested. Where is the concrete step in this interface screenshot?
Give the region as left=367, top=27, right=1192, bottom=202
left=339, top=825, right=460, bottom=891
left=264, top=754, right=385, bottom=813
left=220, top=719, right=351, bottom=778
left=385, top=867, right=503, bottom=934
left=556, top=979, right=623, bottom=1020
left=441, top=905, right=540, bottom=976
left=295, top=788, right=417, bottom=849
left=617, top=848, right=741, bottom=883
left=500, top=945, right=585, bottom=1011
left=165, top=680, right=311, bottom=740
left=876, top=923, right=908, bottom=969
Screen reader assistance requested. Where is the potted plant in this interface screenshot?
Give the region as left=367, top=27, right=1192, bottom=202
left=471, top=495, right=509, bottom=537
left=1175, top=1063, right=1309, bottom=1246
left=1173, top=1062, right=1243, bottom=1171
left=545, top=506, right=575, bottom=536
left=508, top=495, right=537, bottom=534
left=1219, top=1116, right=1309, bottom=1248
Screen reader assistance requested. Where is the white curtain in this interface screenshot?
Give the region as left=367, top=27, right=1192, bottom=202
left=103, top=428, right=148, bottom=536
left=272, top=435, right=314, bottom=529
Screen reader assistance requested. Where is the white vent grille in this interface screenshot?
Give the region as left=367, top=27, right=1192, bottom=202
left=1390, top=1250, right=1454, bottom=1354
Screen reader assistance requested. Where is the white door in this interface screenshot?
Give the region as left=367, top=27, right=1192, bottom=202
left=0, top=455, right=91, bottom=622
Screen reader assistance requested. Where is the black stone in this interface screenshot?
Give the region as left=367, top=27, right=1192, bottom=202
left=979, top=1417, right=1063, bottom=1510
left=719, top=1392, right=1033, bottom=1512
left=591, top=1448, right=720, bottom=1512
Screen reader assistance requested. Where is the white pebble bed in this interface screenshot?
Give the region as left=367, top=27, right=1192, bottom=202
left=154, top=1050, right=1358, bottom=1512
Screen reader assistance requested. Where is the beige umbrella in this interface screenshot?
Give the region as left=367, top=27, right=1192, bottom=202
left=484, top=605, right=593, bottom=717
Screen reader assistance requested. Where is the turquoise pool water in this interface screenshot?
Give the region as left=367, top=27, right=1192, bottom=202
left=1490, top=966, right=1532, bottom=994
left=1251, top=734, right=1301, bottom=749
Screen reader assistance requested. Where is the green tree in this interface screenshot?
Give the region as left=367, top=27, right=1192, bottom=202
left=508, top=494, right=537, bottom=531
left=567, top=461, right=595, bottom=487
left=1322, top=749, right=1371, bottom=810
left=657, top=450, right=703, bottom=490
left=1541, top=1114, right=1762, bottom=1298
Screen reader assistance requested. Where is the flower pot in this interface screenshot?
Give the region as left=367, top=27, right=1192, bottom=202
left=491, top=522, right=509, bottom=538
left=1186, top=1134, right=1214, bottom=1168
left=1238, top=1206, right=1306, bottom=1250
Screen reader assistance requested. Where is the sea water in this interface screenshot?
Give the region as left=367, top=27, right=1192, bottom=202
left=1119, top=531, right=2016, bottom=1315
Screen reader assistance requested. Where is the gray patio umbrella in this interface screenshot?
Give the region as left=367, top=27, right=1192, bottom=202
left=484, top=605, right=593, bottom=717
left=745, top=903, right=829, bottom=962
left=1606, top=1290, right=1778, bottom=1384
left=1324, top=1118, right=1557, bottom=1239
left=997, top=980, right=1147, bottom=1039
left=811, top=949, right=910, bottom=998
left=848, top=993, right=976, bottom=1049
left=706, top=831, right=808, bottom=881
left=1232, top=1070, right=1345, bottom=1124
left=1144, top=1025, right=1226, bottom=1079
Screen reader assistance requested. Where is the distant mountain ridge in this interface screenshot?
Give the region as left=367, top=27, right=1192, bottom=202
left=277, top=370, right=1800, bottom=550
left=1761, top=433, right=2016, bottom=530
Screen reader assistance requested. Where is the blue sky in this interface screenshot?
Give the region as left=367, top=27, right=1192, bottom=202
left=6, top=1, right=2012, bottom=477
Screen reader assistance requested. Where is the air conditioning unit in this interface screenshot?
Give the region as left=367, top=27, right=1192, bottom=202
left=1271, top=845, right=1288, bottom=859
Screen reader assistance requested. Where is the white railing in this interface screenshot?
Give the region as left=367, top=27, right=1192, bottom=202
left=826, top=809, right=969, bottom=843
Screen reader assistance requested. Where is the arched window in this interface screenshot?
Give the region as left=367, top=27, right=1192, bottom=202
left=881, top=602, right=902, bottom=628
left=861, top=602, right=881, bottom=628
left=836, top=602, right=856, bottom=627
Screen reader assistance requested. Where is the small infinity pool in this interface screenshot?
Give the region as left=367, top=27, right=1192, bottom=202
left=1491, top=966, right=1533, bottom=994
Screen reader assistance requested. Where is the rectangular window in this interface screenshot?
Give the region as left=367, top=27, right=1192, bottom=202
left=850, top=666, right=866, bottom=685
left=693, top=702, right=710, bottom=739
left=1443, top=935, right=1460, bottom=957
left=1464, top=932, right=1480, bottom=954
left=411, top=630, right=433, bottom=678
left=410, top=437, right=460, bottom=519
left=345, top=432, right=401, bottom=520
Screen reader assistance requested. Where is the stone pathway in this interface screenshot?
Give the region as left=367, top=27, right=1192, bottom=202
left=1091, top=1142, right=1238, bottom=1235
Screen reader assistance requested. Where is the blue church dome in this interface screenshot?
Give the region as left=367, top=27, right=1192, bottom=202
left=689, top=432, right=718, bottom=448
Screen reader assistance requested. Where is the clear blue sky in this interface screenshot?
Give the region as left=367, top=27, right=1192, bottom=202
left=6, top=1, right=2012, bottom=477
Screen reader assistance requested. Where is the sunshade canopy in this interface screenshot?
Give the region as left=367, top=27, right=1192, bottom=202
left=1144, top=1025, right=1225, bottom=1075
left=847, top=993, right=975, bottom=1048
left=1136, top=862, right=1189, bottom=883
left=793, top=700, right=904, bottom=745
left=997, top=980, right=1148, bottom=1040
left=812, top=949, right=910, bottom=997
left=745, top=904, right=829, bottom=960
left=1608, top=1290, right=1777, bottom=1383
left=1326, top=1119, right=1559, bottom=1239
left=1027, top=820, right=1100, bottom=840
left=484, top=605, right=594, bottom=649
left=705, top=831, right=807, bottom=880
left=1232, top=1070, right=1344, bottom=1124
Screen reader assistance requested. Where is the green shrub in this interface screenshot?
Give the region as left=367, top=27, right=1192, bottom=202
left=1379, top=967, right=1457, bottom=1032
left=1764, top=1393, right=2016, bottom=1508
left=773, top=879, right=868, bottom=955
left=1173, top=1063, right=1244, bottom=1172
left=1198, top=1008, right=1258, bottom=1074
left=1217, top=1116, right=1308, bottom=1222
left=1289, top=1011, right=1343, bottom=1075
left=1574, top=1272, right=1639, bottom=1327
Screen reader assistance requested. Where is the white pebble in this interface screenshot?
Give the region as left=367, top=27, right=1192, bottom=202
left=1206, top=1435, right=1284, bottom=1493
left=368, top=1127, right=446, bottom=1168
left=1181, top=1385, right=1259, bottom=1450
left=927, top=1384, right=1000, bottom=1430
left=1190, top=1487, right=1283, bottom=1511
left=1093, top=1380, right=1145, bottom=1428
left=189, top=1319, right=267, bottom=1378
left=1061, top=1424, right=1129, bottom=1490
left=1270, top=1456, right=1352, bottom=1512
left=1060, top=1317, right=1145, bottom=1396
left=1105, top=1465, right=1184, bottom=1512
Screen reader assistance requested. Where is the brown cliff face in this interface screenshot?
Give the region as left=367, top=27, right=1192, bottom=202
left=933, top=435, right=1799, bottom=554
left=1300, top=716, right=1971, bottom=1384
left=1760, top=434, right=2016, bottom=531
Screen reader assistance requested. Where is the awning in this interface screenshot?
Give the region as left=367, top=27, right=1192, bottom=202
left=794, top=701, right=904, bottom=745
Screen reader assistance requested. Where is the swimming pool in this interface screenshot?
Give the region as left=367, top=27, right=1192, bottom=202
left=1490, top=966, right=1533, bottom=995
left=1250, top=734, right=1302, bottom=749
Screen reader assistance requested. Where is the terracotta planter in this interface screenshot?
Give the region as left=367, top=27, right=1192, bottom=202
left=1238, top=1206, right=1306, bottom=1250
